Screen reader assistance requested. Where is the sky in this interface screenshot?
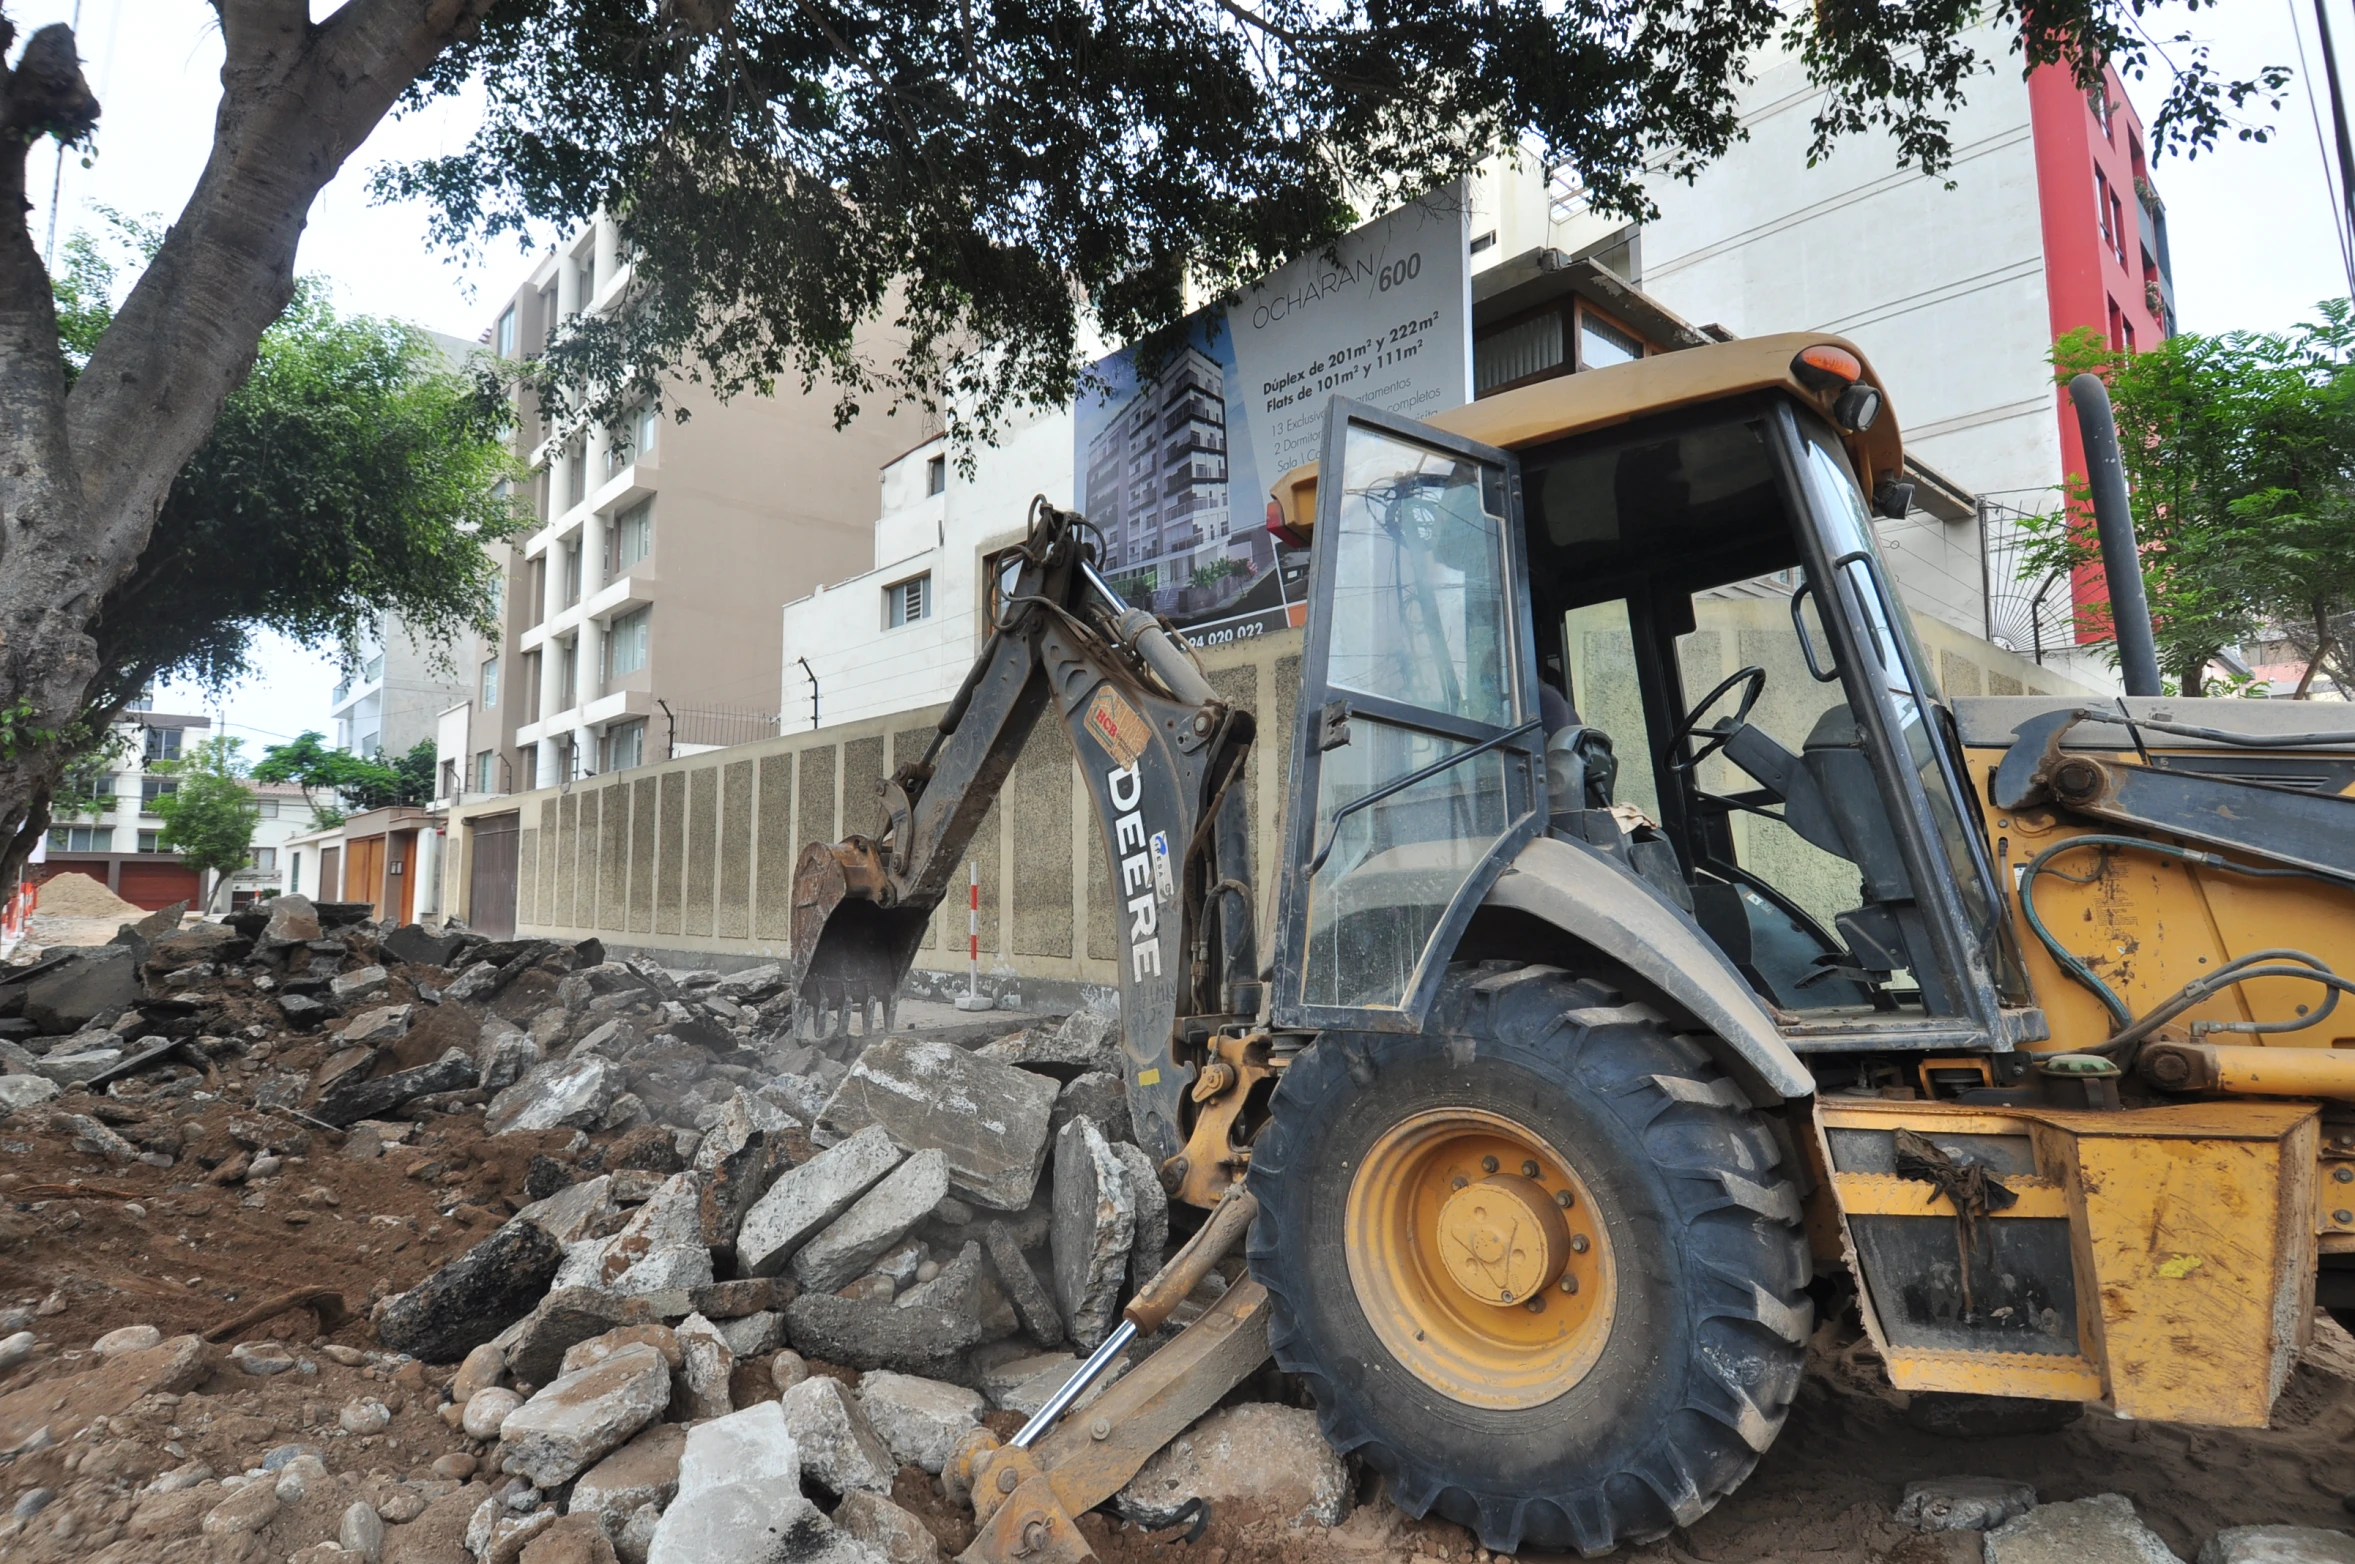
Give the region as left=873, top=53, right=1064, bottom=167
left=16, top=2, right=2354, bottom=754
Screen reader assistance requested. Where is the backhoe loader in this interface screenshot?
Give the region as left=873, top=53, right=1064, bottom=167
left=788, top=332, right=2355, bottom=1559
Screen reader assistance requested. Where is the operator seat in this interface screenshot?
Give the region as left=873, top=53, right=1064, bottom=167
left=1541, top=684, right=1690, bottom=909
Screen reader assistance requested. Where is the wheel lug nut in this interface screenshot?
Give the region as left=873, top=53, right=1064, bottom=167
left=1524, top=1297, right=1545, bottom=1313
left=1569, top=1234, right=1590, bottom=1253
left=1521, top=1160, right=1540, bottom=1178
left=1481, top=1156, right=1499, bottom=1174
left=1554, top=1189, right=1574, bottom=1209
left=1452, top=1176, right=1468, bottom=1190
left=1558, top=1274, right=1578, bottom=1294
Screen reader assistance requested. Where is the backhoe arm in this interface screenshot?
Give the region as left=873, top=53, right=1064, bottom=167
left=788, top=500, right=1258, bottom=1165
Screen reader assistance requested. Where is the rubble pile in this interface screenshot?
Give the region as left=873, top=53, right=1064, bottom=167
left=0, top=897, right=1282, bottom=1563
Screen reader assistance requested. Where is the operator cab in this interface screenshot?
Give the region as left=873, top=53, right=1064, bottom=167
left=1270, top=345, right=2031, bottom=1056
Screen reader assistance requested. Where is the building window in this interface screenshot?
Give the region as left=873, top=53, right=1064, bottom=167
left=605, top=720, right=647, bottom=772
left=563, top=539, right=583, bottom=606
left=482, top=657, right=500, bottom=709
left=495, top=307, right=517, bottom=358
left=926, top=453, right=947, bottom=496
left=363, top=653, right=385, bottom=683
left=142, top=725, right=182, bottom=762
left=256, top=799, right=278, bottom=819
left=557, top=637, right=580, bottom=708
left=475, top=750, right=497, bottom=793
left=614, top=499, right=653, bottom=573
left=59, top=766, right=113, bottom=811
left=1469, top=230, right=1497, bottom=255
left=251, top=846, right=277, bottom=871
left=290, top=853, right=302, bottom=894
left=1576, top=306, right=1644, bottom=370
left=1475, top=311, right=1565, bottom=395
left=49, top=825, right=111, bottom=851
left=139, top=830, right=163, bottom=853
left=141, top=775, right=179, bottom=809
left=360, top=730, right=380, bottom=757
left=636, top=403, right=660, bottom=461
left=886, top=573, right=930, bottom=628
left=440, top=757, right=459, bottom=797
left=606, top=607, right=650, bottom=679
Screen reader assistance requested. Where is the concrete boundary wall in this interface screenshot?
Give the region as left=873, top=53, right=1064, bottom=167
left=441, top=616, right=2081, bottom=988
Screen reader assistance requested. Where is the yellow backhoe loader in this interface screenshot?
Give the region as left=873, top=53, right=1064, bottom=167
left=788, top=333, right=2355, bottom=1559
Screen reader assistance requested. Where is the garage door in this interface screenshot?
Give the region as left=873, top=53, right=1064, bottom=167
left=117, top=860, right=201, bottom=910
left=469, top=813, right=521, bottom=940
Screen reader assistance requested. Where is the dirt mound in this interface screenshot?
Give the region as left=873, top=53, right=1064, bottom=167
left=32, top=870, right=142, bottom=921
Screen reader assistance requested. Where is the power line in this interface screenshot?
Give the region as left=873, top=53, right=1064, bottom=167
left=2313, top=0, right=2355, bottom=299
left=2296, top=0, right=2355, bottom=299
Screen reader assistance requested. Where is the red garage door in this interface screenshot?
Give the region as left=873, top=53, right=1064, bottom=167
left=117, top=860, right=201, bottom=911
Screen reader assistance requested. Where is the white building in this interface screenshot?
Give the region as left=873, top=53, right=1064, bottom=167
left=329, top=610, right=473, bottom=765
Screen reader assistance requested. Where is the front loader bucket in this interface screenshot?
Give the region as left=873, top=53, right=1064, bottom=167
left=788, top=837, right=933, bottom=1046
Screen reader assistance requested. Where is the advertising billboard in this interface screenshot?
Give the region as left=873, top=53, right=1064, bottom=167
left=1073, top=188, right=1472, bottom=646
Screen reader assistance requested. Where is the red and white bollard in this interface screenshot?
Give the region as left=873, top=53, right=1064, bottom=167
left=954, top=860, right=993, bottom=1011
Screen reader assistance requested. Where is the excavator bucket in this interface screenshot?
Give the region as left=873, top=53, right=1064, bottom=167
left=787, top=836, right=928, bottom=1044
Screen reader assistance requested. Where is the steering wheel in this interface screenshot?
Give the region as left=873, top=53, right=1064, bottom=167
left=1667, top=665, right=1768, bottom=770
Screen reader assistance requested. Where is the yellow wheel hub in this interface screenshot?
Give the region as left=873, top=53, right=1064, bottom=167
left=1345, top=1108, right=1616, bottom=1409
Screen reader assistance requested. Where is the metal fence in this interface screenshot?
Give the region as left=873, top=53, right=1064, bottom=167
left=658, top=703, right=782, bottom=757
left=1978, top=494, right=2082, bottom=665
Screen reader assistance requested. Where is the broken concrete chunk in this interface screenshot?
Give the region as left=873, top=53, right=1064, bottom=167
left=692, top=1088, right=800, bottom=1174
left=736, top=1123, right=904, bottom=1277
left=562, top=1323, right=684, bottom=1378
left=832, top=1489, right=944, bottom=1564
left=2195, top=1529, right=2355, bottom=1564
left=818, top=1037, right=1059, bottom=1211
left=498, top=1341, right=673, bottom=1488
left=505, top=1289, right=663, bottom=1385
left=1052, top=1070, right=1131, bottom=1144
left=0, top=1074, right=61, bottom=1116
left=339, top=1004, right=413, bottom=1049
left=330, top=964, right=391, bottom=1003
left=674, top=1312, right=736, bottom=1420
left=895, top=1241, right=1018, bottom=1342
left=713, top=1311, right=783, bottom=1357
left=1117, top=1404, right=1350, bottom=1530
left=568, top=1420, right=687, bottom=1532
left=553, top=1171, right=713, bottom=1309
left=975, top=1350, right=1089, bottom=1417
left=1898, top=1476, right=2039, bottom=1533
left=1110, top=1140, right=1168, bottom=1294
left=793, top=1149, right=952, bottom=1295
left=783, top=1292, right=984, bottom=1380
left=487, top=1055, right=625, bottom=1136
left=984, top=1222, right=1063, bottom=1347
left=1987, top=1494, right=2184, bottom=1564
left=383, top=923, right=469, bottom=968
left=516, top=1176, right=619, bottom=1245
left=855, top=1371, right=985, bottom=1475
left=780, top=1374, right=897, bottom=1495
left=24, top=946, right=141, bottom=1035
left=1050, top=1117, right=1135, bottom=1350
left=477, top=1019, right=543, bottom=1094
left=977, top=1008, right=1122, bottom=1078
left=259, top=894, right=324, bottom=949
left=376, top=1217, right=564, bottom=1364
left=697, top=1129, right=791, bottom=1260
left=647, top=1401, right=812, bottom=1564
left=316, top=1051, right=478, bottom=1129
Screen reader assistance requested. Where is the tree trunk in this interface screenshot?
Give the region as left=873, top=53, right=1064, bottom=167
left=2178, top=652, right=2206, bottom=700
left=0, top=2, right=495, bottom=894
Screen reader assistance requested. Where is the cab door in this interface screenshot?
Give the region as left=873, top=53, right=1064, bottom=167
left=1271, top=398, right=1547, bottom=1033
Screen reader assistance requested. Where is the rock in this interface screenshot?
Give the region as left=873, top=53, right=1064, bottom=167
left=93, top=1322, right=162, bottom=1355
left=976, top=1350, right=1087, bottom=1416
left=499, top=1341, right=674, bottom=1487
left=563, top=1323, right=684, bottom=1377
left=983, top=1222, right=1063, bottom=1347
left=465, top=1385, right=526, bottom=1438
left=819, top=1037, right=1060, bottom=1210
left=24, top=946, right=141, bottom=1034
left=522, top=1513, right=622, bottom=1564
left=0, top=1329, right=33, bottom=1370
left=780, top=1374, right=897, bottom=1494
left=479, top=1020, right=544, bottom=1094
left=384, top=923, right=470, bottom=968
left=202, top=1479, right=281, bottom=1536
left=332, top=964, right=392, bottom=1003
left=58, top=1109, right=139, bottom=1161
left=1987, top=1494, right=2184, bottom=1564
left=794, top=1149, right=953, bottom=1294
left=38, top=1048, right=125, bottom=1086
left=340, top=1004, right=414, bottom=1048
left=675, top=1312, right=736, bottom=1419
left=856, top=1371, right=984, bottom=1474
left=378, top=1217, right=565, bottom=1363
left=231, top=1340, right=297, bottom=1375
left=647, top=1400, right=811, bottom=1564
left=783, top=1291, right=984, bottom=1379
left=274, top=1451, right=330, bottom=1501
left=977, top=1009, right=1122, bottom=1077
left=694, top=1089, right=799, bottom=1173
left=1118, top=1404, right=1350, bottom=1530
left=833, top=1490, right=944, bottom=1564
left=1053, top=1070, right=1131, bottom=1144
left=690, top=1278, right=784, bottom=1319
left=570, top=1420, right=687, bottom=1528
left=1110, top=1141, right=1168, bottom=1291
left=1050, top=1117, right=1135, bottom=1349
left=280, top=992, right=338, bottom=1028
left=486, top=1508, right=562, bottom=1563
left=448, top=959, right=511, bottom=1004
left=517, top=1175, right=619, bottom=1245
left=1898, top=1476, right=2039, bottom=1533
left=505, top=1288, right=663, bottom=1385
left=896, top=1241, right=1018, bottom=1341
left=488, top=1056, right=626, bottom=1135
left=737, top=1123, right=906, bottom=1277
left=341, top=1500, right=387, bottom=1563
left=2197, top=1527, right=2355, bottom=1564
left=617, top=1503, right=662, bottom=1564
left=551, top=1172, right=713, bottom=1308
left=260, top=893, right=324, bottom=948
left=698, top=1129, right=791, bottom=1259
left=317, top=1050, right=480, bottom=1128
left=340, top=1396, right=394, bottom=1434
left=0, top=1074, right=60, bottom=1115
left=771, top=1350, right=810, bottom=1394
left=435, top=1452, right=480, bottom=1479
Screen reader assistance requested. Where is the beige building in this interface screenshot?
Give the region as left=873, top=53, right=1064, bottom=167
left=442, top=211, right=921, bottom=807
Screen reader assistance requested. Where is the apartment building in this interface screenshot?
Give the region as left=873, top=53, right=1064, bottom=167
left=441, top=211, right=921, bottom=805
left=329, top=611, right=471, bottom=763
left=1484, top=18, right=2171, bottom=680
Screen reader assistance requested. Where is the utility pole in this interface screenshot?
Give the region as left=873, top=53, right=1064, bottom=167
left=2317, top=0, right=2355, bottom=295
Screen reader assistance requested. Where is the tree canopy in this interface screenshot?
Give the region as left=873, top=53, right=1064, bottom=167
left=2019, top=303, right=2355, bottom=696
left=150, top=735, right=261, bottom=911
left=254, top=732, right=438, bottom=827
left=53, top=218, right=527, bottom=734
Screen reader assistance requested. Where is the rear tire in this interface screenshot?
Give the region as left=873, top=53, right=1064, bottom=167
left=1247, top=963, right=1811, bottom=1555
